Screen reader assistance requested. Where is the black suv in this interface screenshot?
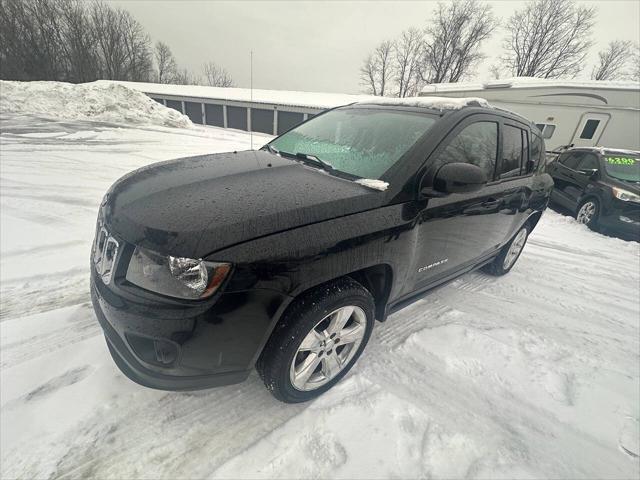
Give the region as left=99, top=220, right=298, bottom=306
left=546, top=147, right=640, bottom=238
left=91, top=100, right=553, bottom=403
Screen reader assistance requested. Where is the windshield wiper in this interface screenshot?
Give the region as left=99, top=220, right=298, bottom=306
left=264, top=144, right=280, bottom=155
left=295, top=152, right=334, bottom=172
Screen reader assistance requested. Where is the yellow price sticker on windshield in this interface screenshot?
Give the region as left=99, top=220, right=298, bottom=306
left=606, top=157, right=637, bottom=165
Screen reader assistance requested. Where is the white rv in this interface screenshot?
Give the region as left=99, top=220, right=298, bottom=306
left=419, top=78, right=640, bottom=151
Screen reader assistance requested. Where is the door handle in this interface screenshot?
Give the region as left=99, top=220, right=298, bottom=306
left=482, top=197, right=501, bottom=207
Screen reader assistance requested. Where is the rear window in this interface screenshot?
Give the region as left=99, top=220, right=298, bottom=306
left=499, top=125, right=524, bottom=178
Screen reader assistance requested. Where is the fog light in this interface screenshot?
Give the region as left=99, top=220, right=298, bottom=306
left=619, top=216, right=634, bottom=224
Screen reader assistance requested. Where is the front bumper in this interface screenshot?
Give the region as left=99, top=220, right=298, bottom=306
left=91, top=269, right=290, bottom=391
left=600, top=200, right=640, bottom=239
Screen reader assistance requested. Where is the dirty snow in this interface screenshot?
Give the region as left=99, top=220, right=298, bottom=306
left=354, top=178, right=390, bottom=191
left=0, top=81, right=192, bottom=128
left=1, top=112, right=639, bottom=479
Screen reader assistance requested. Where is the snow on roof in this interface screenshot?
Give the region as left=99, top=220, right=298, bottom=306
left=355, top=96, right=490, bottom=110
left=421, top=77, right=640, bottom=94
left=109, top=81, right=490, bottom=112
left=106, top=80, right=376, bottom=110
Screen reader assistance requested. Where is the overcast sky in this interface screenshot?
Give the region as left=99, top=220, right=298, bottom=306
left=109, top=0, right=640, bottom=94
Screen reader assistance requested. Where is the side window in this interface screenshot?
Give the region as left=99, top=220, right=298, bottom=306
left=535, top=123, right=556, bottom=139
left=437, top=121, right=498, bottom=180
left=577, top=153, right=599, bottom=171
left=559, top=152, right=581, bottom=170
left=580, top=120, right=600, bottom=139
left=499, top=125, right=523, bottom=178
left=528, top=133, right=543, bottom=173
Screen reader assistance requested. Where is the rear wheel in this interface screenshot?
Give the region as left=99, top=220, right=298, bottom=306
left=257, top=277, right=375, bottom=403
left=483, top=225, right=529, bottom=276
left=576, top=198, right=600, bottom=230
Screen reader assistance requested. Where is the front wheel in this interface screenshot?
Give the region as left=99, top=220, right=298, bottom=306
left=483, top=225, right=529, bottom=276
left=576, top=198, right=600, bottom=231
left=257, top=278, right=375, bottom=403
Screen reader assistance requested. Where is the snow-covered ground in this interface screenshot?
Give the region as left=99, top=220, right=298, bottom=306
left=1, top=97, right=640, bottom=478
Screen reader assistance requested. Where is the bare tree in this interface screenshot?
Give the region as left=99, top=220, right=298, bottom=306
left=359, top=40, right=394, bottom=96
left=89, top=1, right=152, bottom=81
left=591, top=40, right=634, bottom=81
left=202, top=62, right=234, bottom=87
left=173, top=68, right=199, bottom=85
left=59, top=0, right=100, bottom=82
left=501, top=0, right=596, bottom=79
left=420, top=0, right=497, bottom=84
left=155, top=41, right=177, bottom=83
left=631, top=44, right=640, bottom=82
left=394, top=28, right=423, bottom=97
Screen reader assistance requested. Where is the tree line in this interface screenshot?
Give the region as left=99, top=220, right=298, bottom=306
left=0, top=0, right=234, bottom=86
left=360, top=0, right=640, bottom=97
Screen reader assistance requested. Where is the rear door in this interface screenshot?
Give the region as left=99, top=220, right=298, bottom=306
left=548, top=151, right=581, bottom=207
left=571, top=113, right=611, bottom=147
left=491, top=122, right=535, bottom=244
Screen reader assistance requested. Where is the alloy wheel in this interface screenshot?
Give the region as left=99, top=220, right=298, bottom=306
left=289, top=305, right=367, bottom=391
left=503, top=228, right=528, bottom=270
left=577, top=201, right=596, bottom=225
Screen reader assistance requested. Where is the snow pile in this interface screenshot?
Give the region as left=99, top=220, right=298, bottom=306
left=0, top=80, right=192, bottom=128
left=357, top=95, right=490, bottom=110
left=355, top=178, right=389, bottom=191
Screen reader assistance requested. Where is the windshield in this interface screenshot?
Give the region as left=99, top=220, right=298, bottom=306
left=269, top=107, right=436, bottom=179
left=603, top=154, right=640, bottom=182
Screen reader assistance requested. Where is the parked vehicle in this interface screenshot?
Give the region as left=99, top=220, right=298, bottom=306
left=546, top=147, right=640, bottom=238
left=91, top=99, right=553, bottom=403
left=419, top=78, right=640, bottom=151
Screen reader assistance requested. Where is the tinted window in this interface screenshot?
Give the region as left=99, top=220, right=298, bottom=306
left=270, top=108, right=436, bottom=179
left=559, top=152, right=581, bottom=169
left=580, top=119, right=600, bottom=139
left=438, top=122, right=498, bottom=179
left=528, top=133, right=543, bottom=173
left=577, top=153, right=599, bottom=171
left=499, top=125, right=523, bottom=178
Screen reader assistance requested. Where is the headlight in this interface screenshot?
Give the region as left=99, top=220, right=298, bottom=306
left=612, top=187, right=640, bottom=203
left=125, top=246, right=231, bottom=300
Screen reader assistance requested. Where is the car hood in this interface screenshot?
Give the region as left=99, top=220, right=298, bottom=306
left=103, top=150, right=385, bottom=258
left=605, top=176, right=640, bottom=194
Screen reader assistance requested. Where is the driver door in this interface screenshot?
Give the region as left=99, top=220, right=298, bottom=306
left=407, top=117, right=510, bottom=294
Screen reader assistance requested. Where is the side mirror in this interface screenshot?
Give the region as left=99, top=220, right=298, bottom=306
left=423, top=162, right=487, bottom=196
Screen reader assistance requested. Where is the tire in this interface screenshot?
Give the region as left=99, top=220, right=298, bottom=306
left=575, top=198, right=600, bottom=231
left=483, top=224, right=530, bottom=276
left=257, top=277, right=375, bottom=403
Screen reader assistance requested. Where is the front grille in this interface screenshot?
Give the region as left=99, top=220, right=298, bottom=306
left=93, top=224, right=119, bottom=285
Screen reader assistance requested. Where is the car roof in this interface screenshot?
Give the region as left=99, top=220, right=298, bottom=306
left=346, top=98, right=536, bottom=130
left=564, top=146, right=640, bottom=156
